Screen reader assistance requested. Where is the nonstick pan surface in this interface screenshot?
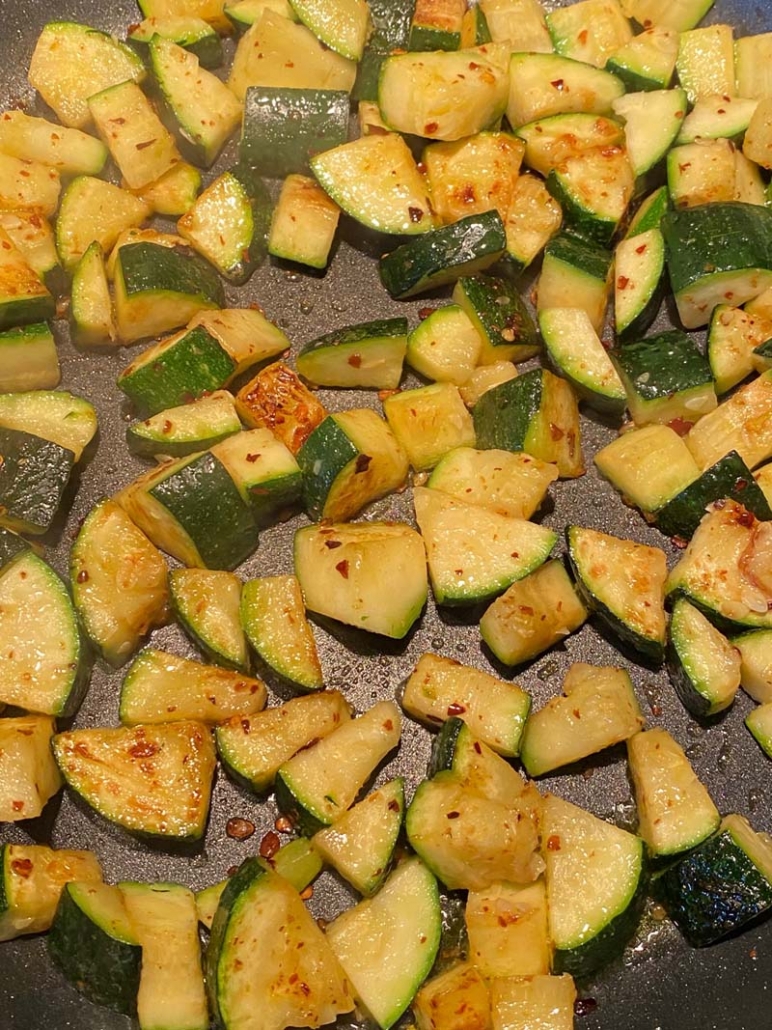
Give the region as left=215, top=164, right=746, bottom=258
left=0, top=1, right=770, bottom=1028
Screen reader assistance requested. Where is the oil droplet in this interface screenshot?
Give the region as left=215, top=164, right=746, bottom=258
left=431, top=637, right=444, bottom=649
left=687, top=722, right=704, bottom=738
left=299, top=300, right=314, bottom=315
left=748, top=787, right=763, bottom=812
left=537, top=659, right=560, bottom=681
left=284, top=271, right=300, bottom=282
left=716, top=740, right=732, bottom=772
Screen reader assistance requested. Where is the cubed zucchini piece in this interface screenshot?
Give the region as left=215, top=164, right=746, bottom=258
left=614, top=229, right=667, bottom=340
left=736, top=32, right=772, bottom=101
left=459, top=361, right=519, bottom=406
left=241, top=575, right=323, bottom=691
left=297, top=318, right=407, bottom=390
left=170, top=567, right=248, bottom=671
left=594, top=424, right=700, bottom=515
left=546, top=144, right=634, bottom=245
left=412, top=962, right=492, bottom=1030
left=605, top=26, right=678, bottom=91
left=547, top=0, right=632, bottom=68
left=127, top=161, right=201, bottom=217
left=70, top=242, right=116, bottom=348
left=537, top=232, right=612, bottom=335
left=289, top=0, right=369, bottom=59
left=490, top=976, right=576, bottom=1030
left=241, top=87, right=349, bottom=176
left=502, top=173, right=563, bottom=274
left=507, top=52, right=625, bottom=128
left=0, top=154, right=60, bottom=217
left=0, top=229, right=55, bottom=331
left=686, top=371, right=772, bottom=471
left=746, top=703, right=772, bottom=758
left=268, top=173, right=340, bottom=269
left=480, top=0, right=552, bottom=52
left=0, top=323, right=59, bottom=392
left=612, top=88, right=687, bottom=178
left=619, top=0, right=715, bottom=32
left=667, top=138, right=737, bottom=209
left=733, top=630, right=772, bottom=703
left=384, top=383, right=476, bottom=472
left=0, top=389, right=96, bottom=460
left=678, top=94, right=759, bottom=145
left=0, top=426, right=74, bottom=535
left=56, top=175, right=150, bottom=271
left=0, top=211, right=60, bottom=291
left=466, top=879, right=550, bottom=978
left=516, top=112, right=625, bottom=177
left=127, top=390, right=241, bottom=459
left=0, top=715, right=62, bottom=822
left=410, top=0, right=465, bottom=51
left=428, top=447, right=558, bottom=520
left=127, top=15, right=224, bottom=68
left=0, top=110, right=108, bottom=175
left=539, top=307, right=626, bottom=416
left=452, top=274, right=539, bottom=365
left=406, top=305, right=482, bottom=386
left=235, top=361, right=326, bottom=454
left=676, top=24, right=735, bottom=104
left=138, top=0, right=232, bottom=33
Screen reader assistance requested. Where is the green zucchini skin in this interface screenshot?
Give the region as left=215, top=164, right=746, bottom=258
left=0, top=426, right=74, bottom=534
left=613, top=329, right=714, bottom=423
left=241, top=87, right=350, bottom=177
left=427, top=717, right=467, bottom=779
left=379, top=212, right=507, bottom=299
left=0, top=524, right=30, bottom=571
left=453, top=274, right=538, bottom=363
left=368, top=0, right=413, bottom=49
left=297, top=317, right=408, bottom=390
left=655, top=828, right=772, bottom=947
left=297, top=416, right=358, bottom=520
left=656, top=451, right=772, bottom=540
left=117, top=240, right=225, bottom=308
left=472, top=371, right=541, bottom=453
left=128, top=19, right=224, bottom=69
left=546, top=232, right=613, bottom=283
left=48, top=886, right=141, bottom=1015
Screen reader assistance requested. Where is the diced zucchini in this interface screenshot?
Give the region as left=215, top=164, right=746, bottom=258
left=138, top=0, right=231, bottom=33
left=547, top=0, right=632, bottom=68
left=547, top=144, right=634, bottom=245
left=667, top=138, right=737, bottom=208
left=312, top=133, right=434, bottom=236
left=733, top=630, right=772, bottom=703
left=0, top=323, right=59, bottom=392
left=473, top=369, right=584, bottom=478
left=480, top=559, right=588, bottom=666
left=241, top=87, right=349, bottom=177
left=379, top=45, right=510, bottom=142
left=0, top=525, right=29, bottom=572
left=452, top=274, right=539, bottom=366
left=595, top=424, right=700, bottom=515
left=539, top=307, right=626, bottom=415
left=507, top=52, right=625, bottom=128
left=56, top=175, right=150, bottom=271
left=71, top=499, right=169, bottom=668
left=384, top=383, right=476, bottom=472
left=746, top=703, right=772, bottom=758
left=28, top=21, right=146, bottom=129
left=606, top=26, right=678, bottom=91
left=521, top=663, right=644, bottom=777
left=516, top=112, right=625, bottom=177
left=626, top=184, right=669, bottom=236
left=678, top=94, right=759, bottom=144
left=406, top=305, right=482, bottom=386
left=0, top=154, right=60, bottom=217
left=171, top=568, right=247, bottom=670
left=0, top=715, right=62, bottom=822
left=128, top=15, right=224, bottom=68
left=0, top=229, right=55, bottom=331
left=676, top=24, right=735, bottom=104
left=52, top=721, right=216, bottom=840
left=423, top=132, right=524, bottom=227
left=48, top=882, right=141, bottom=1015
left=326, top=858, right=441, bottom=1030
left=150, top=37, right=242, bottom=167
left=128, top=161, right=202, bottom=217
left=736, top=32, right=772, bottom=101
left=544, top=794, right=644, bottom=977
left=0, top=426, right=73, bottom=534
left=709, top=305, right=772, bottom=397
left=537, top=231, right=612, bottom=335
left=480, top=0, right=552, bottom=52
left=0, top=844, right=102, bottom=942
left=119, top=649, right=266, bottom=725
left=428, top=447, right=557, bottom=520
left=71, top=242, right=116, bottom=348
left=0, top=110, right=108, bottom=175
left=619, top=0, right=715, bottom=32
left=460, top=361, right=519, bottom=406
left=216, top=690, right=351, bottom=792
left=0, top=211, right=60, bottom=290
left=628, top=728, right=720, bottom=856
left=665, top=501, right=772, bottom=633
left=275, top=700, right=401, bottom=834
left=211, top=427, right=302, bottom=524
left=414, top=485, right=556, bottom=606
left=192, top=307, right=291, bottom=378
left=615, top=229, right=666, bottom=339
left=568, top=525, right=668, bottom=662
left=502, top=172, right=563, bottom=274
left=686, top=370, right=772, bottom=471
left=655, top=814, right=772, bottom=947
left=613, top=88, right=688, bottom=178
left=412, top=962, right=492, bottom=1030
left=0, top=389, right=95, bottom=460
left=405, top=771, right=542, bottom=891
left=466, top=880, right=550, bottom=977
left=268, top=173, right=340, bottom=269
left=241, top=575, right=323, bottom=691
left=297, top=318, right=407, bottom=390
left=205, top=861, right=354, bottom=1030
left=312, top=779, right=404, bottom=896
left=127, top=391, right=241, bottom=459
left=410, top=0, right=465, bottom=52
left=490, top=976, right=576, bottom=1030
left=235, top=361, right=326, bottom=454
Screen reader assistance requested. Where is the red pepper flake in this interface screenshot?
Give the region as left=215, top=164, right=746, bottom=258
left=128, top=739, right=160, bottom=759
left=299, top=886, right=314, bottom=900
left=162, top=420, right=173, bottom=435
left=11, top=801, right=24, bottom=812
left=76, top=569, right=89, bottom=583
left=408, top=205, right=425, bottom=222
left=226, top=817, right=255, bottom=841
left=135, top=139, right=157, bottom=150
left=635, top=244, right=648, bottom=255
left=274, top=815, right=294, bottom=833
left=10, top=858, right=33, bottom=878
left=617, top=275, right=630, bottom=290
left=578, top=29, right=588, bottom=44
left=447, top=702, right=466, bottom=716
left=671, top=535, right=688, bottom=550
left=259, top=830, right=281, bottom=859
left=667, top=417, right=692, bottom=437
left=550, top=79, right=565, bottom=90
left=549, top=422, right=564, bottom=441
left=354, top=453, right=372, bottom=473
left=575, top=998, right=598, bottom=1017
left=468, top=61, right=480, bottom=70
left=424, top=122, right=439, bottom=134
left=418, top=307, right=435, bottom=320
left=246, top=452, right=261, bottom=463
left=388, top=799, right=401, bottom=812
left=347, top=354, right=362, bottom=367
left=324, top=539, right=342, bottom=549
left=335, top=559, right=350, bottom=578
left=446, top=811, right=461, bottom=819
left=547, top=834, right=561, bottom=851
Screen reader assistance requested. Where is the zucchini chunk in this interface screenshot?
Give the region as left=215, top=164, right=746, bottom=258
left=628, top=727, right=720, bottom=857
left=236, top=361, right=326, bottom=454
left=71, top=242, right=117, bottom=348
left=613, top=330, right=717, bottom=427
left=48, top=882, right=141, bottom=1015
left=0, top=323, right=59, bottom=392
left=606, top=25, right=678, bottom=91
left=116, top=450, right=259, bottom=570
left=379, top=45, right=510, bottom=142
left=746, top=703, right=772, bottom=758
left=568, top=525, right=668, bottom=662
left=0, top=426, right=74, bottom=534
left=170, top=567, right=248, bottom=670
left=709, top=305, right=772, bottom=396
left=621, top=0, right=715, bottom=32
left=312, top=779, right=404, bottom=897
left=413, top=485, right=557, bottom=606
left=128, top=161, right=202, bottom=218
left=297, top=408, right=408, bottom=520
left=539, top=307, right=626, bottom=415
left=205, top=861, right=354, bottom=1030
left=733, top=630, right=772, bottom=703
left=28, top=21, right=146, bottom=129
left=401, top=653, right=531, bottom=758
left=472, top=369, right=584, bottom=479
left=0, top=524, right=29, bottom=572
left=0, top=110, right=107, bottom=175
left=490, top=975, right=577, bottom=1030
left=460, top=361, right=519, bottom=407
left=667, top=138, right=737, bottom=209
left=676, top=24, right=735, bottom=104
left=275, top=700, right=402, bottom=834
left=177, top=168, right=271, bottom=283
left=656, top=450, right=772, bottom=540
left=480, top=0, right=552, bottom=51
left=380, top=212, right=507, bottom=299
left=56, top=175, right=151, bottom=271
left=502, top=173, right=563, bottom=275
left=547, top=144, right=634, bottom=245
left=113, top=240, right=225, bottom=345
left=0, top=154, right=60, bottom=218
left=216, top=690, right=351, bottom=793
left=72, top=499, right=169, bottom=668
left=655, top=814, right=772, bottom=947
left=507, top=52, right=625, bottom=128
left=410, top=0, right=465, bottom=52
left=241, top=575, right=323, bottom=692
left=685, top=370, right=772, bottom=471
left=211, top=428, right=302, bottom=524
left=0, top=844, right=102, bottom=942
left=241, top=86, right=349, bottom=176
left=150, top=37, right=242, bottom=167
left=547, top=0, right=632, bottom=68
left=297, top=318, right=408, bottom=390
left=326, top=858, right=441, bottom=1030
left=128, top=15, right=224, bottom=68
left=120, top=882, right=208, bottom=1030
left=544, top=794, right=645, bottom=977
left=406, top=305, right=482, bottom=386
left=428, top=447, right=557, bottom=520
left=667, top=598, right=741, bottom=717
left=613, top=88, right=687, bottom=178
left=268, top=173, right=340, bottom=269
left=665, top=502, right=772, bottom=633
left=520, top=662, right=644, bottom=778
left=138, top=0, right=232, bottom=33
left=626, top=185, right=669, bottom=237
left=312, top=133, right=434, bottom=236
left=466, top=880, right=550, bottom=977
left=452, top=274, right=539, bottom=366
left=744, top=99, right=772, bottom=171
left=193, top=306, right=291, bottom=373
left=405, top=771, right=542, bottom=891
left=0, top=210, right=61, bottom=290
left=0, top=552, right=88, bottom=716
left=594, top=426, right=699, bottom=517
left=537, top=231, right=612, bottom=336
left=52, top=721, right=216, bottom=840
left=127, top=391, right=242, bottom=459
left=614, top=228, right=666, bottom=340
left=662, top=202, right=772, bottom=329
left=383, top=384, right=476, bottom=471
left=516, top=111, right=625, bottom=178
left=0, top=716, right=62, bottom=822
left=0, top=229, right=55, bottom=331
left=119, top=649, right=267, bottom=725
left=678, top=93, right=758, bottom=145
left=412, top=962, right=492, bottom=1030
left=480, top=559, right=588, bottom=666
left=228, top=9, right=357, bottom=100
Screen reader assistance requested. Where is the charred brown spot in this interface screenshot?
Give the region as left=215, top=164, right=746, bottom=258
left=408, top=205, right=425, bottom=222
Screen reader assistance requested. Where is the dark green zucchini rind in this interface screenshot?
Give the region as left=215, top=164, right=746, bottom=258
left=452, top=274, right=539, bottom=365
left=0, top=427, right=74, bottom=535
left=379, top=212, right=507, bottom=299
left=656, top=451, right=772, bottom=540
left=0, top=525, right=30, bottom=572
left=753, top=337, right=772, bottom=371
left=241, top=87, right=350, bottom=177
left=666, top=597, right=741, bottom=719
left=654, top=815, right=772, bottom=948
left=48, top=883, right=141, bottom=1015
left=127, top=17, right=223, bottom=69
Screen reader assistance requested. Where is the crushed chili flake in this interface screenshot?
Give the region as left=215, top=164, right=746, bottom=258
left=259, top=830, right=281, bottom=859
left=226, top=817, right=255, bottom=841
left=335, top=559, right=350, bottom=578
